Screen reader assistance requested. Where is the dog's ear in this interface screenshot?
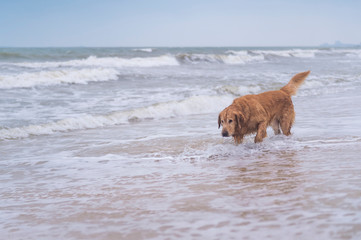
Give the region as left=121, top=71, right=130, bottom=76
left=218, top=114, right=221, bottom=129
left=234, top=111, right=244, bottom=127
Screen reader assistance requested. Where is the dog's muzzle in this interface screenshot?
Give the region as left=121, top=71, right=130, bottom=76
left=222, top=131, right=229, bottom=137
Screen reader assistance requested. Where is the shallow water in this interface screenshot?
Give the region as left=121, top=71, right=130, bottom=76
left=1, top=47, right=361, bottom=239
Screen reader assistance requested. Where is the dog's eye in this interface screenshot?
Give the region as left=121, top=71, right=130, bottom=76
left=221, top=120, right=224, bottom=123
left=228, top=120, right=233, bottom=123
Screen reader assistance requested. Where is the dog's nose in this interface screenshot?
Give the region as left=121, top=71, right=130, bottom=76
left=222, top=131, right=229, bottom=137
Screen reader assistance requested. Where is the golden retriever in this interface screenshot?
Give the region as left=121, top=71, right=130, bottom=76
left=218, top=71, right=310, bottom=143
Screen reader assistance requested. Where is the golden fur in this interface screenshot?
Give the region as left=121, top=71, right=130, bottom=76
left=218, top=71, right=310, bottom=143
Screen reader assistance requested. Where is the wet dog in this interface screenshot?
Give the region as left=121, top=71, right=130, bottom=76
left=218, top=71, right=310, bottom=143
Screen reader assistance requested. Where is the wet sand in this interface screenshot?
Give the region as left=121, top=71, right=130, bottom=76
left=1, top=130, right=361, bottom=240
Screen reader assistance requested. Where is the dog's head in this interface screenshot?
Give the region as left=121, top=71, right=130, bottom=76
left=218, top=106, right=244, bottom=137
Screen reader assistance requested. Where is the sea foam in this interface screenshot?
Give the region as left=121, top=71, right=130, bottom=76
left=177, top=51, right=264, bottom=64
left=133, top=48, right=154, bottom=53
left=11, top=55, right=179, bottom=69
left=0, top=95, right=233, bottom=140
left=248, top=49, right=318, bottom=59
left=0, top=68, right=120, bottom=88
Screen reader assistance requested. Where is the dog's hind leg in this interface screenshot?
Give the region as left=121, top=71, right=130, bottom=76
left=255, top=121, right=267, bottom=143
left=280, top=110, right=295, bottom=136
left=271, top=119, right=281, bottom=135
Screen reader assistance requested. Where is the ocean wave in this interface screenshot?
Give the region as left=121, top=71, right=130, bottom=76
left=214, top=73, right=359, bottom=98
left=176, top=52, right=264, bottom=64
left=216, top=85, right=262, bottom=96
left=132, top=48, right=154, bottom=53
left=5, top=49, right=361, bottom=71
left=296, top=74, right=359, bottom=96
left=0, top=68, right=120, bottom=88
left=174, top=49, right=323, bottom=65
left=11, top=55, right=179, bottom=69
left=250, top=48, right=361, bottom=59
left=0, top=95, right=233, bottom=140
left=328, top=49, right=361, bottom=58
left=0, top=51, right=25, bottom=59
left=248, top=49, right=318, bottom=59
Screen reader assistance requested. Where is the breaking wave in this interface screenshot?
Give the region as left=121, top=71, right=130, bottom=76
left=11, top=55, right=179, bottom=69
left=216, top=85, right=263, bottom=96
left=2, top=48, right=361, bottom=89
left=132, top=48, right=154, bottom=53
left=0, top=68, right=120, bottom=88
left=0, top=51, right=24, bottom=59
left=173, top=48, right=343, bottom=64
left=5, top=49, right=361, bottom=70
left=249, top=49, right=318, bottom=59
left=176, top=51, right=264, bottom=64
left=0, top=95, right=233, bottom=140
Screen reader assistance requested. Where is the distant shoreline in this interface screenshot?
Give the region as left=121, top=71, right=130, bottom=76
left=320, top=40, right=361, bottom=48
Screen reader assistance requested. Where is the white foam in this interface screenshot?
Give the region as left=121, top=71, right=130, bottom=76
left=0, top=95, right=233, bottom=140
left=251, top=49, right=318, bottom=58
left=221, top=53, right=264, bottom=64
left=0, top=68, right=120, bottom=88
left=216, top=85, right=262, bottom=96
left=176, top=52, right=263, bottom=65
left=12, top=55, right=179, bottom=69
left=297, top=74, right=358, bottom=96
left=290, top=49, right=318, bottom=58
left=219, top=50, right=264, bottom=64
left=133, top=48, right=154, bottom=53
left=331, top=49, right=361, bottom=58
left=178, top=134, right=305, bottom=162
left=128, top=95, right=233, bottom=119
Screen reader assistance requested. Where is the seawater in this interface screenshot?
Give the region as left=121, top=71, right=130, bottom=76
left=1, top=47, right=361, bottom=240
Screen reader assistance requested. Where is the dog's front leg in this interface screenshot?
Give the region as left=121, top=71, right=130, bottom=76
left=255, top=121, right=267, bottom=143
left=234, top=134, right=244, bottom=145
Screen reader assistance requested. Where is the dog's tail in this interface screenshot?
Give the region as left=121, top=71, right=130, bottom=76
left=281, top=71, right=310, bottom=96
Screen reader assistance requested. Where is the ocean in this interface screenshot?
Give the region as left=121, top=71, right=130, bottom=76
left=1, top=47, right=361, bottom=239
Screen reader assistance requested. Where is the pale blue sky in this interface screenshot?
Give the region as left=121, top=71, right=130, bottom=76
left=1, top=0, right=360, bottom=47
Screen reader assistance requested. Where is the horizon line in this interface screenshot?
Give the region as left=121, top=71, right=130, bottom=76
left=0, top=44, right=360, bottom=48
